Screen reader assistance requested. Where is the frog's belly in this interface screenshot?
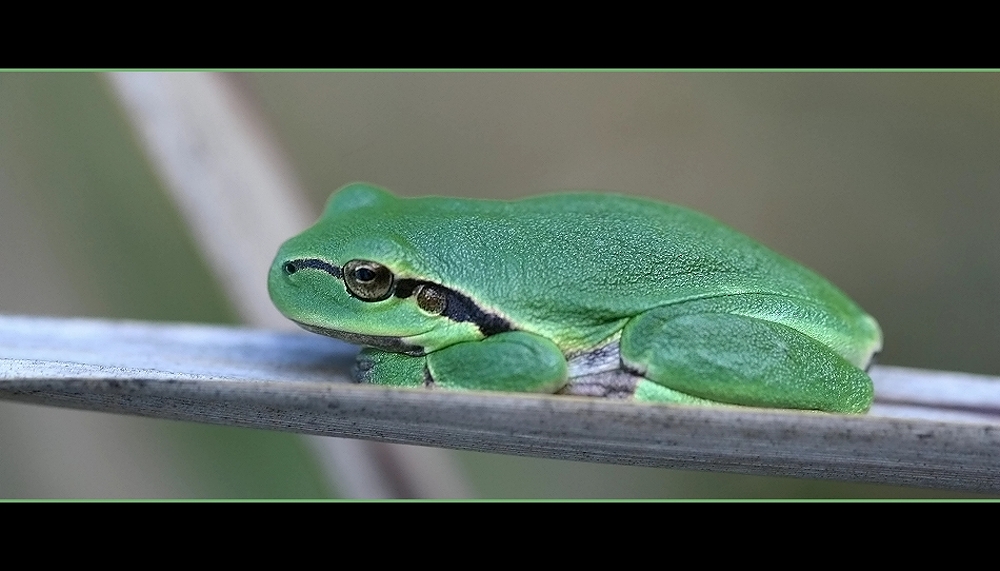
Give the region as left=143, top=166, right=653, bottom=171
left=562, top=341, right=643, bottom=399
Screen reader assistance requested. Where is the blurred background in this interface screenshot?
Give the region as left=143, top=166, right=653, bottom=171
left=0, top=72, right=997, bottom=498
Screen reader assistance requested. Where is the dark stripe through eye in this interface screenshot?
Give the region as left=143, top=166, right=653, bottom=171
left=394, top=278, right=512, bottom=336
left=283, top=258, right=342, bottom=278
left=283, top=258, right=512, bottom=337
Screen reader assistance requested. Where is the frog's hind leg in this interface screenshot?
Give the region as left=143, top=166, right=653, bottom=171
left=620, top=301, right=873, bottom=413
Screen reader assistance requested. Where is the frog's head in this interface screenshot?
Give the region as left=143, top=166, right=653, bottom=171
left=268, top=183, right=509, bottom=355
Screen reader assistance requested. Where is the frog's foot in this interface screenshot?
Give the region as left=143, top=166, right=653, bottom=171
left=619, top=303, right=873, bottom=413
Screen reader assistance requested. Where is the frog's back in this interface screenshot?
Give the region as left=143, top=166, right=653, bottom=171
left=330, top=186, right=878, bottom=355
left=389, top=192, right=829, bottom=300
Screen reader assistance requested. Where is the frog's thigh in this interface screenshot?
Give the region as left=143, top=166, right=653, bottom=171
left=353, top=348, right=428, bottom=387
left=620, top=305, right=873, bottom=413
left=427, top=331, right=568, bottom=393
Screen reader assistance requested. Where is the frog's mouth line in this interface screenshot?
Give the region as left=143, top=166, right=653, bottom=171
left=292, top=320, right=426, bottom=356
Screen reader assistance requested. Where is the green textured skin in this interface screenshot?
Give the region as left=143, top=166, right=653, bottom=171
left=269, top=183, right=882, bottom=413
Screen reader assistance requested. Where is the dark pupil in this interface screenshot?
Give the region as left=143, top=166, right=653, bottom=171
left=355, top=268, right=376, bottom=282
left=283, top=262, right=298, bottom=275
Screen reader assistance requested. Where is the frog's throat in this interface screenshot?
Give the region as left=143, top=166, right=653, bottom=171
left=292, top=320, right=426, bottom=356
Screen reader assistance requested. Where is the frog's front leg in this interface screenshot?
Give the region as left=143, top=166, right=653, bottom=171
left=620, top=300, right=873, bottom=413
left=353, top=347, right=430, bottom=387
left=354, top=331, right=568, bottom=393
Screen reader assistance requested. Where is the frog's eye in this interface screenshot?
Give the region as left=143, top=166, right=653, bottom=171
left=343, top=259, right=394, bottom=301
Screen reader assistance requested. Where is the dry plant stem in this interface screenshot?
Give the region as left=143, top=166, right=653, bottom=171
left=2, top=315, right=999, bottom=494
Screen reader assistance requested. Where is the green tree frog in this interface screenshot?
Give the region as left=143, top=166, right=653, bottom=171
left=269, top=183, right=882, bottom=413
